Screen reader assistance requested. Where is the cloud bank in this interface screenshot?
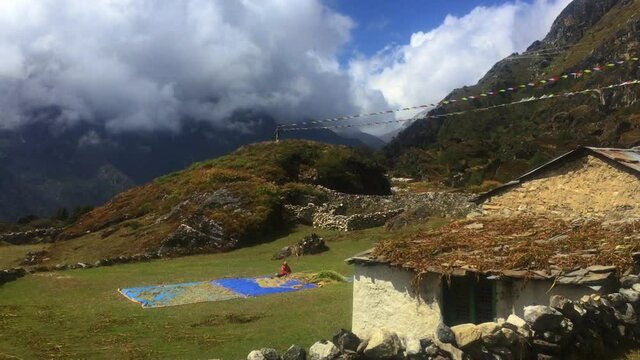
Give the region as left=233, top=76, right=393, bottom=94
left=0, top=0, right=570, bottom=134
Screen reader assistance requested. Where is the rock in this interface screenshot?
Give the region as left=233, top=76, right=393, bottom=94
left=363, top=329, right=401, bottom=359
left=620, top=288, right=640, bottom=303
left=506, top=314, right=527, bottom=329
left=272, top=234, right=328, bottom=260
left=436, top=322, right=456, bottom=344
left=247, top=350, right=264, bottom=360
left=450, top=323, right=482, bottom=348
left=620, top=275, right=640, bottom=288
left=490, top=347, right=513, bottom=360
left=606, top=293, right=625, bottom=307
left=433, top=339, right=464, bottom=360
left=308, top=340, right=339, bottom=360
left=464, top=222, right=484, bottom=230
left=248, top=348, right=279, bottom=360
left=331, top=329, right=360, bottom=353
left=404, top=337, right=422, bottom=357
left=532, top=339, right=561, bottom=354
left=633, top=283, right=640, bottom=293
left=500, top=328, right=518, bottom=346
left=424, top=344, right=440, bottom=357
left=614, top=302, right=637, bottom=325
left=477, top=322, right=502, bottom=346
left=282, top=345, right=306, bottom=360
left=523, top=305, right=565, bottom=332
left=356, top=339, right=368, bottom=354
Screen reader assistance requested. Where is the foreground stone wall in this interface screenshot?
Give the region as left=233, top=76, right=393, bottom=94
left=482, top=155, right=640, bottom=219
left=248, top=275, right=640, bottom=359
left=353, top=264, right=443, bottom=340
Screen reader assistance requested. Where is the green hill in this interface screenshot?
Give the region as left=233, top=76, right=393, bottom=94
left=42, top=140, right=389, bottom=265
left=385, top=0, right=640, bottom=189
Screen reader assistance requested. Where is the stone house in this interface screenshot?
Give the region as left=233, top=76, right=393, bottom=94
left=346, top=147, right=640, bottom=341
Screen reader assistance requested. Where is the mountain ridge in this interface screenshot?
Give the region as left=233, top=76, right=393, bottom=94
left=385, top=0, right=640, bottom=188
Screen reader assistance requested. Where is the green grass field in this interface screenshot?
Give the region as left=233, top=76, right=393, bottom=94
left=0, top=223, right=436, bottom=359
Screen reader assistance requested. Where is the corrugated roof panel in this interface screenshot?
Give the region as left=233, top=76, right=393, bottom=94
left=587, top=147, right=640, bottom=173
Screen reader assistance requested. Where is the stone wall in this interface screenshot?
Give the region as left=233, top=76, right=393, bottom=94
left=482, top=155, right=640, bottom=219
left=284, top=188, right=476, bottom=231
left=312, top=209, right=404, bottom=232
left=0, top=227, right=62, bottom=245
left=248, top=275, right=640, bottom=359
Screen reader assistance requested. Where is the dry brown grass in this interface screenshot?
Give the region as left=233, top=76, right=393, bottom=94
left=374, top=216, right=640, bottom=275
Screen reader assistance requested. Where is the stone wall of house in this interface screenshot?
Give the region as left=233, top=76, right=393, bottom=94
left=482, top=155, right=640, bottom=219
left=352, top=264, right=443, bottom=340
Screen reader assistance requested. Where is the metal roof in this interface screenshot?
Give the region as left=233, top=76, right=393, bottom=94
left=475, top=146, right=640, bottom=203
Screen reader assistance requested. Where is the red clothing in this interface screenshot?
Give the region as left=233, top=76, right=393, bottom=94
left=278, top=263, right=292, bottom=277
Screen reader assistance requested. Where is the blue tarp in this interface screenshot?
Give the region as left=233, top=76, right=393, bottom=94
left=119, top=276, right=316, bottom=308
left=213, top=277, right=315, bottom=297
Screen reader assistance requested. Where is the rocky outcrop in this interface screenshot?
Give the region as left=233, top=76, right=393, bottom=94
left=0, top=268, right=27, bottom=286
left=0, top=227, right=62, bottom=245
left=273, top=234, right=328, bottom=260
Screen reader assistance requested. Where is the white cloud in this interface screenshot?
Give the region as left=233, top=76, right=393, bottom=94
left=349, top=0, right=572, bottom=123
left=0, top=0, right=571, bottom=135
left=0, top=0, right=385, bottom=132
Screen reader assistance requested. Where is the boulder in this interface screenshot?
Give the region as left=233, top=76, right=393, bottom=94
left=363, top=329, right=401, bottom=359
left=620, top=275, right=640, bottom=288
left=607, top=293, right=625, bottom=308
left=248, top=348, right=279, bottom=360
left=308, top=340, right=339, bottom=360
left=477, top=322, right=503, bottom=346
left=273, top=234, right=328, bottom=260
left=436, top=322, right=456, bottom=344
left=450, top=323, right=481, bottom=348
left=500, top=328, right=518, bottom=347
left=506, top=314, right=527, bottom=329
left=331, top=329, right=360, bottom=353
left=620, top=288, right=640, bottom=303
left=523, top=305, right=565, bottom=332
left=614, top=302, right=637, bottom=325
left=282, top=345, right=306, bottom=360
left=403, top=337, right=422, bottom=357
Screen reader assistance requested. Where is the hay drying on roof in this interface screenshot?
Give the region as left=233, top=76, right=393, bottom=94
left=373, top=216, right=640, bottom=277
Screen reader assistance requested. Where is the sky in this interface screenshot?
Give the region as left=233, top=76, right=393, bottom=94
left=0, top=0, right=572, bottom=135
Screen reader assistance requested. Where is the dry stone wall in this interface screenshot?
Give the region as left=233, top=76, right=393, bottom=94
left=284, top=187, right=476, bottom=232
left=0, top=227, right=62, bottom=245
left=247, top=277, right=640, bottom=359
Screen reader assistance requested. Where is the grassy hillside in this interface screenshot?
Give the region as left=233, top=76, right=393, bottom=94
left=385, top=0, right=640, bottom=189
left=0, top=223, right=440, bottom=359
left=39, top=140, right=389, bottom=265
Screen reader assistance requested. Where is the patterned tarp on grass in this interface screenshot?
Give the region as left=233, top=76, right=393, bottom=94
left=118, top=276, right=315, bottom=308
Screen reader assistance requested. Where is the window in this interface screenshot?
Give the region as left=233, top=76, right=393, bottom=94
left=442, top=276, right=496, bottom=326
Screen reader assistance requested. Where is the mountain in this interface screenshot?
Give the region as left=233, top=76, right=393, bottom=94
left=38, top=140, right=389, bottom=264
left=385, top=0, right=640, bottom=188
left=0, top=110, right=372, bottom=221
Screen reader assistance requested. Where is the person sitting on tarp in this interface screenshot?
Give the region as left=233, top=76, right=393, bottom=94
left=276, top=260, right=292, bottom=278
